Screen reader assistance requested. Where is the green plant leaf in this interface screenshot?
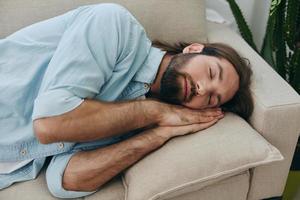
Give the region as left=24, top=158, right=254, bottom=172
left=274, top=0, right=287, bottom=78
left=291, top=48, right=300, bottom=94
left=285, top=0, right=300, bottom=50
left=225, top=0, right=258, bottom=51
left=261, top=13, right=276, bottom=67
left=270, top=0, right=282, bottom=16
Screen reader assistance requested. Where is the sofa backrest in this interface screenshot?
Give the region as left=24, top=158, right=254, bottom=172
left=0, top=0, right=207, bottom=44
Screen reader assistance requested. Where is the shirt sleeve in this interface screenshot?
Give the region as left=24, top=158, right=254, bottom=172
left=32, top=3, right=151, bottom=120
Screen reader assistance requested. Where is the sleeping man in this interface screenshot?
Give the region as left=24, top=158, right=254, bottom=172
left=0, top=3, right=253, bottom=198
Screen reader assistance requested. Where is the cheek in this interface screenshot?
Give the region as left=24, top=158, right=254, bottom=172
left=182, top=96, right=207, bottom=109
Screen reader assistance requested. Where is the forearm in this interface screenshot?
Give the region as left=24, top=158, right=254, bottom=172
left=34, top=98, right=162, bottom=143
left=62, top=126, right=169, bottom=191
left=61, top=109, right=223, bottom=191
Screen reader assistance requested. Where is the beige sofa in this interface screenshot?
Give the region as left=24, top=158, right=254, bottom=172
left=1, top=1, right=300, bottom=200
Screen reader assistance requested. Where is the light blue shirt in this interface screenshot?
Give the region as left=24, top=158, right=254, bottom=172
left=0, top=3, right=165, bottom=163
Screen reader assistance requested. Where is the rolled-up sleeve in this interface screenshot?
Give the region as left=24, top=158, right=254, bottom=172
left=32, top=3, right=149, bottom=120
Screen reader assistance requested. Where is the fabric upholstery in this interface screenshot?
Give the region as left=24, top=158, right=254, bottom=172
left=0, top=167, right=125, bottom=200
left=168, top=171, right=250, bottom=200
left=83, top=176, right=125, bottom=200
left=0, top=167, right=249, bottom=200
left=123, top=113, right=283, bottom=200
left=206, top=21, right=300, bottom=200
left=0, top=0, right=207, bottom=44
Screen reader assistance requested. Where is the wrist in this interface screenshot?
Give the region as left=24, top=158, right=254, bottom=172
left=133, top=127, right=169, bottom=149
left=150, top=126, right=172, bottom=144
left=142, top=99, right=166, bottom=125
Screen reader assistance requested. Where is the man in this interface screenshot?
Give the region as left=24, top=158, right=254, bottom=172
left=0, top=3, right=253, bottom=198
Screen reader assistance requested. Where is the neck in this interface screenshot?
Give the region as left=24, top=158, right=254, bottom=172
left=149, top=53, right=173, bottom=96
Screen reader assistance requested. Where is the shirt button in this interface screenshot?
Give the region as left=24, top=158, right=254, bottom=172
left=58, top=143, right=64, bottom=149
left=144, top=83, right=150, bottom=89
left=20, top=149, right=27, bottom=156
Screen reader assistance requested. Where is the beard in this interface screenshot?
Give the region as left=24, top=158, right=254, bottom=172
left=159, top=67, right=185, bottom=104
left=158, top=53, right=198, bottom=105
left=159, top=66, right=195, bottom=105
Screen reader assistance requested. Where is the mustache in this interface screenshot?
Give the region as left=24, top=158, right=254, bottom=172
left=183, top=72, right=196, bottom=102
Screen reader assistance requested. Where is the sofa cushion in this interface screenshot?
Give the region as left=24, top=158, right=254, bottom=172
left=123, top=113, right=284, bottom=200
left=0, top=0, right=207, bottom=44
left=0, top=168, right=125, bottom=200
left=168, top=171, right=250, bottom=200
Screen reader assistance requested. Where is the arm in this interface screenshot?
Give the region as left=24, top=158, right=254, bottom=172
left=62, top=119, right=220, bottom=191
left=31, top=5, right=157, bottom=144
left=33, top=98, right=160, bottom=144
left=34, top=98, right=223, bottom=144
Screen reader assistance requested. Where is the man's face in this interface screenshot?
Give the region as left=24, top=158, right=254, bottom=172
left=160, top=54, right=239, bottom=109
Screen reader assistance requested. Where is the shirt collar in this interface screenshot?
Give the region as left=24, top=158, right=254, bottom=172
left=133, top=46, right=166, bottom=84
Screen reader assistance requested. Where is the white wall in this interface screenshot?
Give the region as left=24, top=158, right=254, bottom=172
left=206, top=0, right=271, bottom=50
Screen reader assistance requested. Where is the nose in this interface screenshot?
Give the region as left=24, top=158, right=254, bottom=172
left=195, top=81, right=207, bottom=96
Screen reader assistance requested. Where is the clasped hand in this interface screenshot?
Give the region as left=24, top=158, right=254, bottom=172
left=153, top=103, right=224, bottom=140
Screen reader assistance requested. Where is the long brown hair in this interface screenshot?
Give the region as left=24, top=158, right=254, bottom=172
left=153, top=40, right=254, bottom=120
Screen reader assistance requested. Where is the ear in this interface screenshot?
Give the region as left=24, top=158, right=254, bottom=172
left=182, top=43, right=205, bottom=54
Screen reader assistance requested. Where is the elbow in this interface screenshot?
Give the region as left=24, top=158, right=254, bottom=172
left=62, top=170, right=105, bottom=192
left=33, top=118, right=56, bottom=144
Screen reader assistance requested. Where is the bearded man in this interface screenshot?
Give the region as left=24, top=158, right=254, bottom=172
left=0, top=3, right=253, bottom=198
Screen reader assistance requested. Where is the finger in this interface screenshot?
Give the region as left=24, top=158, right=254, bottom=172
left=186, top=108, right=223, bottom=119
left=215, top=113, right=225, bottom=119
left=190, top=107, right=221, bottom=112
left=196, top=112, right=224, bottom=123
left=200, top=107, right=221, bottom=112
left=199, top=108, right=223, bottom=117
left=197, top=118, right=219, bottom=130
left=190, top=118, right=219, bottom=132
left=173, top=118, right=219, bottom=136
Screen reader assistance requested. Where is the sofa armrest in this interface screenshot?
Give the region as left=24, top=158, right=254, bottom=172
left=206, top=21, right=300, bottom=200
